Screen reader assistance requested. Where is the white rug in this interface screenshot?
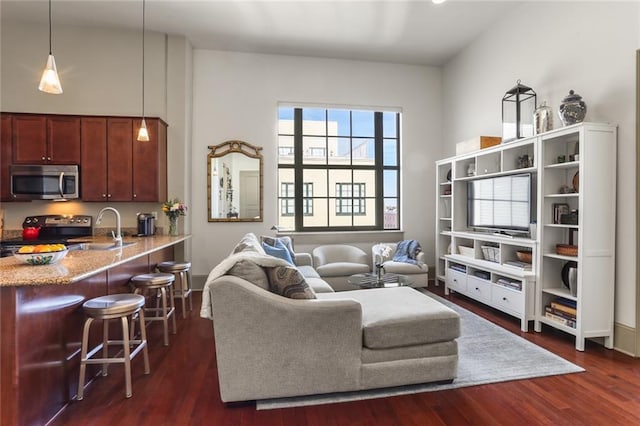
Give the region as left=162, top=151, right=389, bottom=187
left=257, top=291, right=584, bottom=410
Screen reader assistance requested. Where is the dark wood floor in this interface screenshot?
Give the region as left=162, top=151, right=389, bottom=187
left=52, top=285, right=640, bottom=425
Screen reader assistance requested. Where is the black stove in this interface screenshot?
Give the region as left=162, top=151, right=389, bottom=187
left=1, top=215, right=93, bottom=257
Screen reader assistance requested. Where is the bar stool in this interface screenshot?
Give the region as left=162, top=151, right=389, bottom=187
left=130, top=272, right=176, bottom=346
left=77, top=293, right=149, bottom=400
left=157, top=261, right=193, bottom=318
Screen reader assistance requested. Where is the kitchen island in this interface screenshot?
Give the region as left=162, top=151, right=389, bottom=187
left=0, top=235, right=191, bottom=426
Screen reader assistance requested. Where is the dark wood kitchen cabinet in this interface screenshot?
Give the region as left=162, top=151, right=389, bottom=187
left=81, top=116, right=167, bottom=202
left=1, top=113, right=12, bottom=201
left=12, top=114, right=81, bottom=165
left=80, top=117, right=109, bottom=201
left=132, top=118, right=167, bottom=202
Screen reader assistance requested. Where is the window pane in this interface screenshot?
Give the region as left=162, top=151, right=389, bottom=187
left=303, top=108, right=326, bottom=135
left=354, top=170, right=374, bottom=195
left=327, top=109, right=350, bottom=137
left=328, top=169, right=352, bottom=197
left=303, top=169, right=327, bottom=197
left=278, top=135, right=294, bottom=164
left=329, top=198, right=353, bottom=227
left=304, top=198, right=327, bottom=227
left=352, top=110, right=374, bottom=137
left=383, top=139, right=397, bottom=166
left=278, top=107, right=294, bottom=134
left=384, top=198, right=399, bottom=229
left=327, top=137, right=351, bottom=165
left=354, top=199, right=376, bottom=226
left=352, top=138, right=374, bottom=165
left=383, top=170, right=397, bottom=197
left=303, top=136, right=326, bottom=164
left=383, top=112, right=397, bottom=138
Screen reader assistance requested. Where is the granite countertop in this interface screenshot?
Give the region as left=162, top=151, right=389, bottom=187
left=0, top=235, right=191, bottom=287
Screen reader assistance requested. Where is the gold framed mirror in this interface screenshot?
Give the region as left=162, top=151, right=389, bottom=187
left=207, top=140, right=263, bottom=222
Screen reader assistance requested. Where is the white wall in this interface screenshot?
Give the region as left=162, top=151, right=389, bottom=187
left=0, top=21, right=192, bottom=241
left=191, top=50, right=442, bottom=278
left=443, top=2, right=638, bottom=327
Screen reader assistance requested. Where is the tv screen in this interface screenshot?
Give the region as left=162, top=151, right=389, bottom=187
left=467, top=173, right=533, bottom=233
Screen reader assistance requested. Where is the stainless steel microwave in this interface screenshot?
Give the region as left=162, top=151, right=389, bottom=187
left=10, top=165, right=80, bottom=200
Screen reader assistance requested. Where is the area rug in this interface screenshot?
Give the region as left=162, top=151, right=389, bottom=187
left=257, top=290, right=584, bottom=410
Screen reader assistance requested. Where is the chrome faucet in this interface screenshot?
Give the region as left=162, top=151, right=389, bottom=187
left=96, top=207, right=123, bottom=247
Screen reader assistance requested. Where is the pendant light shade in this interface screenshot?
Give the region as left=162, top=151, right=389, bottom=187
left=39, top=0, right=62, bottom=94
left=137, top=118, right=150, bottom=141
left=137, top=0, right=147, bottom=141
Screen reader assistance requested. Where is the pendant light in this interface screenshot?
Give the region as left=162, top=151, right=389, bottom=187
left=137, top=0, right=150, bottom=141
left=38, top=0, right=63, bottom=94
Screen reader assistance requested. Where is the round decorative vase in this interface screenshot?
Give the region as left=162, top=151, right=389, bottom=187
left=534, top=101, right=553, bottom=134
left=558, top=90, right=587, bottom=126
left=168, top=216, right=178, bottom=236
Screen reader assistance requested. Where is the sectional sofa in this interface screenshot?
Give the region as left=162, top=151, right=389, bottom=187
left=200, top=233, right=460, bottom=403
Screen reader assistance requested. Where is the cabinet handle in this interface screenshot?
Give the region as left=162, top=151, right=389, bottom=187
left=107, top=194, right=111, bottom=198
left=41, top=156, right=46, bottom=160
left=102, top=194, right=106, bottom=198
left=502, top=297, right=507, bottom=301
left=133, top=194, right=137, bottom=198
left=475, top=287, right=479, bottom=291
left=47, top=157, right=51, bottom=161
left=453, top=279, right=457, bottom=283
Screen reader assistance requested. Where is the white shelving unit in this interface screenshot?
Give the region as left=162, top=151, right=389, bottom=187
left=436, top=122, right=617, bottom=350
left=436, top=138, right=538, bottom=332
left=536, top=122, right=616, bottom=351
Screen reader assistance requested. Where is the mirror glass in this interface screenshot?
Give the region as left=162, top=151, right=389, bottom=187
left=208, top=140, right=263, bottom=222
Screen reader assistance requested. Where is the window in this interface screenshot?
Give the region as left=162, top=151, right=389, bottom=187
left=336, top=183, right=366, bottom=215
left=277, top=106, right=400, bottom=231
left=280, top=182, right=313, bottom=216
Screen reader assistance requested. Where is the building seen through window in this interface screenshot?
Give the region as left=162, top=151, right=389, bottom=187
left=277, top=106, right=400, bottom=231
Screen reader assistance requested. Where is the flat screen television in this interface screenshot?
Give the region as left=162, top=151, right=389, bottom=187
left=467, top=173, right=534, bottom=234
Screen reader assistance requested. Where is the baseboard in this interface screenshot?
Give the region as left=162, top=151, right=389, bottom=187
left=193, top=274, right=207, bottom=291
left=614, top=322, right=638, bottom=356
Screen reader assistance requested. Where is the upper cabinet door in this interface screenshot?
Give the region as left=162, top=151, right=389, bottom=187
left=106, top=118, right=133, bottom=201
left=47, top=116, right=81, bottom=164
left=11, top=115, right=81, bottom=164
left=12, top=115, right=47, bottom=164
left=80, top=117, right=108, bottom=201
left=132, top=118, right=167, bottom=202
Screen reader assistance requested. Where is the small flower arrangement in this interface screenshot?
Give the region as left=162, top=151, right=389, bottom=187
left=372, top=243, right=392, bottom=263
left=162, top=198, right=187, bottom=235
left=162, top=198, right=187, bottom=219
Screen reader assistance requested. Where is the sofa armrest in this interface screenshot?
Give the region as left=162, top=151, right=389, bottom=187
left=209, top=276, right=363, bottom=402
left=417, top=251, right=427, bottom=264
left=294, top=252, right=313, bottom=267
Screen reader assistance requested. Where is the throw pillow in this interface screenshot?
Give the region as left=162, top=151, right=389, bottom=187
left=261, top=236, right=295, bottom=264
left=227, top=260, right=270, bottom=291
left=262, top=239, right=294, bottom=265
left=232, top=233, right=266, bottom=255
left=265, top=265, right=316, bottom=299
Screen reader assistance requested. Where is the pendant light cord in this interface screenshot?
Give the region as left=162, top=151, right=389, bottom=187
left=48, top=0, right=52, bottom=54
left=141, top=0, right=145, bottom=119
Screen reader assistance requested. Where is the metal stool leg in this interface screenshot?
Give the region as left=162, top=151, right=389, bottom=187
left=121, top=315, right=132, bottom=398
left=160, top=287, right=169, bottom=346
left=77, top=317, right=94, bottom=401
left=102, top=319, right=109, bottom=376
left=178, top=271, right=187, bottom=318
left=186, top=270, right=193, bottom=312
left=168, top=284, right=177, bottom=334
left=138, top=309, right=150, bottom=374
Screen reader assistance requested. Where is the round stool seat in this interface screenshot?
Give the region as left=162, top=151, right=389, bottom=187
left=83, top=294, right=145, bottom=318
left=157, top=261, right=191, bottom=273
left=130, top=272, right=175, bottom=288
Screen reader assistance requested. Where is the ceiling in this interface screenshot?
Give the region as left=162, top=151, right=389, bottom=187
left=1, top=0, right=522, bottom=66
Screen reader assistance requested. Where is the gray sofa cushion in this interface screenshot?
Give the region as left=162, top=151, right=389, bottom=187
left=316, top=262, right=370, bottom=277
left=305, top=277, right=335, bottom=293
left=265, top=265, right=317, bottom=299
left=297, top=264, right=320, bottom=279
left=318, top=287, right=460, bottom=349
left=227, top=260, right=270, bottom=290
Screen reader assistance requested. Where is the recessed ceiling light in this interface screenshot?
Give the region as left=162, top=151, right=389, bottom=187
left=432, top=0, right=447, bottom=4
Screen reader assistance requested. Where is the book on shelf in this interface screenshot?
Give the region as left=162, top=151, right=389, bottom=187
left=553, top=297, right=577, bottom=309
left=449, top=264, right=466, bottom=273
left=496, top=278, right=522, bottom=291
left=550, top=301, right=577, bottom=317
left=545, top=305, right=576, bottom=321
left=545, top=310, right=576, bottom=328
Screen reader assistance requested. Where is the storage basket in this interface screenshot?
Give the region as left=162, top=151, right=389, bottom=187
left=457, top=246, right=475, bottom=258
left=556, top=244, right=578, bottom=257
left=481, top=245, right=500, bottom=263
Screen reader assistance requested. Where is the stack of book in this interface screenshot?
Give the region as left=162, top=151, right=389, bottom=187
left=544, top=297, right=577, bottom=328
left=449, top=264, right=466, bottom=273
left=496, top=277, right=522, bottom=291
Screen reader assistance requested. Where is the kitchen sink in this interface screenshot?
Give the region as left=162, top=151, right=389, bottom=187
left=69, top=242, right=137, bottom=251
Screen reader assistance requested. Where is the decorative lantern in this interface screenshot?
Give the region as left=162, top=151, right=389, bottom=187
left=502, top=80, right=536, bottom=143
